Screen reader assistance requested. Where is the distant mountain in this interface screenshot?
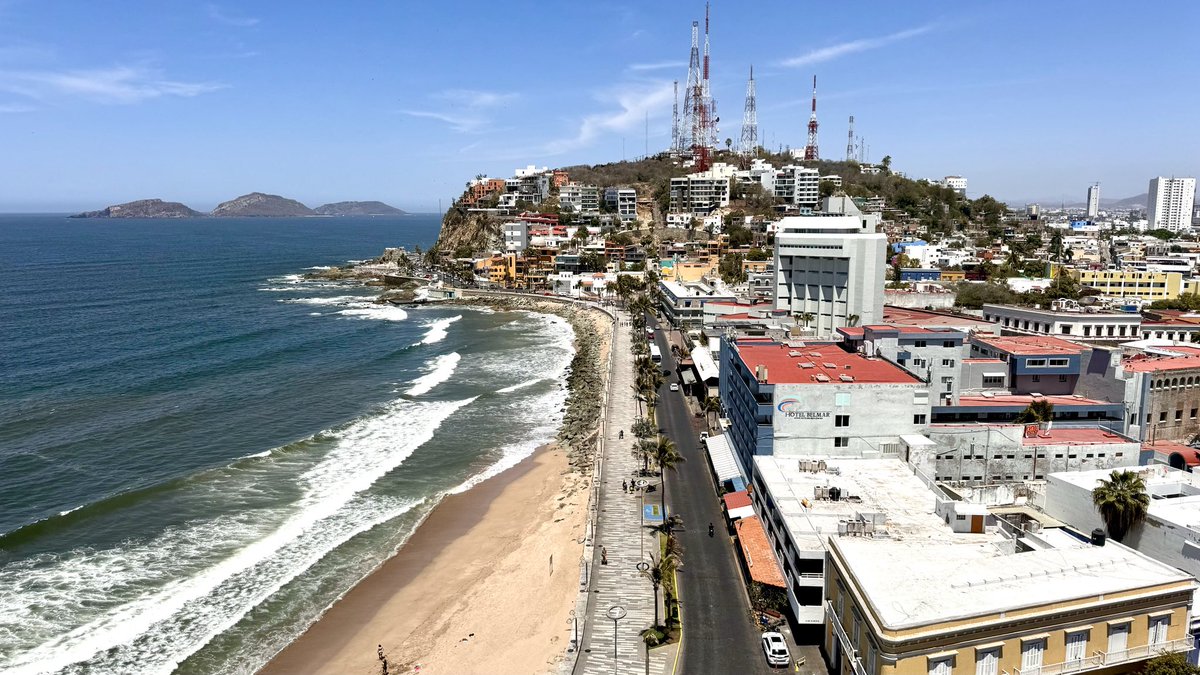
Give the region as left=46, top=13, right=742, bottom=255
left=1104, top=193, right=1148, bottom=208
left=1015, top=193, right=1149, bottom=210
left=211, top=192, right=314, bottom=217
left=313, top=201, right=407, bottom=216
left=70, top=199, right=203, bottom=219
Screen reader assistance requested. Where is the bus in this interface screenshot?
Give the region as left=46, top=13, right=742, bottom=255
left=649, top=344, right=662, bottom=363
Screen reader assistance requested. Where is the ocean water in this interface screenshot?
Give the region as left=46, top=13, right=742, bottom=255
left=0, top=215, right=574, bottom=674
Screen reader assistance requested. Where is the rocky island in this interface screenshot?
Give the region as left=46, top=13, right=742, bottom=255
left=210, top=192, right=315, bottom=217
left=69, top=199, right=203, bottom=219
left=314, top=201, right=407, bottom=216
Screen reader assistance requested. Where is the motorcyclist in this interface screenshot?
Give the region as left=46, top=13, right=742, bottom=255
left=708, top=522, right=715, bottom=537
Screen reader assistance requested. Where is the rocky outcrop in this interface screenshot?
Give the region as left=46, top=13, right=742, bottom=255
left=211, top=192, right=314, bottom=217
left=433, top=208, right=503, bottom=257
left=70, top=199, right=203, bottom=218
left=314, top=201, right=407, bottom=216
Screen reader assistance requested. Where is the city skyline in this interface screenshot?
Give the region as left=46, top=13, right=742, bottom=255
left=0, top=1, right=1197, bottom=212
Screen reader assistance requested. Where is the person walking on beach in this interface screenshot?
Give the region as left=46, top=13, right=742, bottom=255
left=378, top=645, right=385, bottom=661
left=622, top=479, right=627, bottom=493
left=601, top=546, right=608, bottom=565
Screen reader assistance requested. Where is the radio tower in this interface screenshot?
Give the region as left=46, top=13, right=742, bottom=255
left=670, top=80, right=680, bottom=154
left=681, top=20, right=700, bottom=156
left=803, top=75, right=819, bottom=161
left=701, top=3, right=717, bottom=153
left=845, top=115, right=855, bottom=162
left=739, top=66, right=757, bottom=155
left=688, top=3, right=714, bottom=171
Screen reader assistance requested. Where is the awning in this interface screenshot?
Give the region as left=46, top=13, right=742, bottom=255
left=735, top=516, right=787, bottom=588
left=705, top=434, right=743, bottom=484
left=679, top=370, right=697, bottom=385
left=983, top=371, right=1006, bottom=378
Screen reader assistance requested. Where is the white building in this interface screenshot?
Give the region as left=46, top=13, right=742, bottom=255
left=774, top=165, right=820, bottom=208
left=774, top=215, right=887, bottom=335
left=922, top=424, right=1140, bottom=484
left=1149, top=177, right=1197, bottom=233
left=944, top=175, right=967, bottom=196
left=734, top=158, right=777, bottom=196
left=1087, top=183, right=1101, bottom=219
left=502, top=221, right=528, bottom=252
left=980, top=301, right=1143, bottom=341
left=603, top=187, right=637, bottom=221
left=559, top=184, right=600, bottom=216
left=669, top=164, right=735, bottom=217
left=657, top=279, right=736, bottom=329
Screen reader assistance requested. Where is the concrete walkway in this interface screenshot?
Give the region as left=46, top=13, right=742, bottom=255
left=572, top=307, right=675, bottom=675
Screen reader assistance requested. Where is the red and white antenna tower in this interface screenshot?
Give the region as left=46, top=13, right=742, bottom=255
left=803, top=75, right=819, bottom=161
left=690, top=3, right=715, bottom=171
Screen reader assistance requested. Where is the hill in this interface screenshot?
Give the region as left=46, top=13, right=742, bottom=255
left=211, top=192, right=314, bottom=217
left=313, top=201, right=407, bottom=216
left=70, top=199, right=203, bottom=219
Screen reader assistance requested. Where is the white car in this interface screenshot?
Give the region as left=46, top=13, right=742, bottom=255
left=669, top=383, right=679, bottom=391
left=761, top=632, right=790, bottom=668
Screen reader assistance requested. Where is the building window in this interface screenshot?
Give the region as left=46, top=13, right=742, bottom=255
left=1032, top=375, right=1041, bottom=382
left=1059, top=375, right=1068, bottom=382
left=1108, top=622, right=1130, bottom=658
left=834, top=437, right=849, bottom=448
left=974, top=648, right=999, bottom=675
left=1161, top=412, right=1169, bottom=423
left=1150, top=615, right=1170, bottom=645
left=943, top=341, right=956, bottom=348
left=942, top=359, right=955, bottom=367
left=1048, top=358, right=1069, bottom=367
left=1027, top=359, right=1047, bottom=367
left=914, top=340, right=927, bottom=347
left=983, top=376, right=1003, bottom=386
left=1021, top=638, right=1045, bottom=671
left=928, top=656, right=954, bottom=675
left=1066, top=630, right=1089, bottom=663
left=1177, top=410, right=1184, bottom=423
left=914, top=414, right=927, bottom=425
left=835, top=414, right=850, bottom=427
left=1191, top=408, right=1197, bottom=419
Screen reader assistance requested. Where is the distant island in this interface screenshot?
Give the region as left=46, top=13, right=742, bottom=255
left=69, top=194, right=407, bottom=218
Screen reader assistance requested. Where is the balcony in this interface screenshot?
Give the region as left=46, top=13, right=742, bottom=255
left=825, top=602, right=869, bottom=675
left=1009, top=638, right=1192, bottom=675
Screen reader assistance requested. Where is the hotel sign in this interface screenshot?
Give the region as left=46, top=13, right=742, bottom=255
left=776, top=398, right=831, bottom=420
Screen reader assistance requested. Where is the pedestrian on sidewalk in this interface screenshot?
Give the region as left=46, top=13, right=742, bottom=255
left=622, top=479, right=628, bottom=493
left=601, top=546, right=608, bottom=565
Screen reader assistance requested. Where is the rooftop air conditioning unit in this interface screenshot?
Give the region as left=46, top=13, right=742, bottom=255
left=840, top=375, right=855, bottom=382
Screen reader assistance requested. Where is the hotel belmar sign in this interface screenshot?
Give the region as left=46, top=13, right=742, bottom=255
left=776, top=399, right=831, bottom=420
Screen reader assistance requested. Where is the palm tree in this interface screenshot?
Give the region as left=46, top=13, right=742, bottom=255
left=642, top=544, right=681, bottom=628
left=1092, top=470, right=1150, bottom=542
left=651, top=435, right=685, bottom=526
left=847, top=314, right=861, bottom=328
left=702, top=396, right=722, bottom=429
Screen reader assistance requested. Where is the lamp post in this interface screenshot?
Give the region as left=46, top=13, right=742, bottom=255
left=637, top=479, right=649, bottom=559
left=607, top=605, right=627, bottom=673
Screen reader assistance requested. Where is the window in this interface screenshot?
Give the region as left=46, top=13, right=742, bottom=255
left=834, top=437, right=849, bottom=448
left=1108, top=622, right=1130, bottom=658
left=1059, top=374, right=1068, bottom=382
left=928, top=656, right=954, bottom=675
left=942, top=359, right=955, bottom=367
left=975, top=648, right=999, bottom=675
left=1048, top=358, right=1069, bottom=367
left=1191, top=408, right=1197, bottom=419
left=914, top=414, right=928, bottom=425
left=943, top=340, right=956, bottom=348
left=835, top=414, right=850, bottom=427
left=983, top=376, right=1004, bottom=386
left=1027, top=358, right=1047, bottom=367
left=1032, top=375, right=1041, bottom=382
left=1150, top=615, right=1170, bottom=645
left=835, top=392, right=851, bottom=406
left=1160, top=412, right=1168, bottom=423
left=1177, top=410, right=1184, bottom=423
left=913, top=358, right=926, bottom=367
left=914, top=340, right=927, bottom=347
left=1066, top=630, right=1089, bottom=662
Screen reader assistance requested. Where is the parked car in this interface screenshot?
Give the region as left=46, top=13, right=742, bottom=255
left=761, top=632, right=790, bottom=668
left=699, top=431, right=709, bottom=440
left=669, top=383, right=679, bottom=391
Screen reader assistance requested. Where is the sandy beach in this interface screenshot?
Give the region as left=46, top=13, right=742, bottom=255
left=260, top=299, right=612, bottom=675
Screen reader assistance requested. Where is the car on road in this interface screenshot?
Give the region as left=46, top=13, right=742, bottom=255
left=761, top=632, right=790, bottom=668
left=669, top=383, right=679, bottom=391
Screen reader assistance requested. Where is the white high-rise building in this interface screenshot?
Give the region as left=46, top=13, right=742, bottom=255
left=1148, top=176, right=1197, bottom=232
left=944, top=175, right=967, bottom=196
left=773, top=215, right=885, bottom=336
left=1086, top=183, right=1100, bottom=219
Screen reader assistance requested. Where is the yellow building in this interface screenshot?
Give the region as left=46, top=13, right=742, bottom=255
left=940, top=269, right=965, bottom=282
left=661, top=256, right=718, bottom=282
left=1073, top=269, right=1198, bottom=301
left=825, top=534, right=1194, bottom=675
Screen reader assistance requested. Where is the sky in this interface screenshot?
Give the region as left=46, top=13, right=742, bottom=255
left=0, top=1, right=1197, bottom=212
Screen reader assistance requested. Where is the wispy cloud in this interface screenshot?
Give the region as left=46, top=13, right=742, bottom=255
left=780, top=24, right=936, bottom=68
left=0, top=65, right=225, bottom=104
left=0, top=102, right=34, bottom=113
left=206, top=3, right=259, bottom=27
left=402, top=89, right=517, bottom=134
left=540, top=81, right=673, bottom=156
left=627, top=60, right=685, bottom=72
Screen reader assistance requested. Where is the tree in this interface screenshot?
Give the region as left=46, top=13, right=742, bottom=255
left=746, top=248, right=770, bottom=262
left=1092, top=469, right=1150, bottom=542
left=846, top=314, right=860, bottom=327
left=702, top=396, right=722, bottom=428
left=881, top=155, right=892, bottom=173
left=719, top=253, right=747, bottom=284
left=954, top=282, right=1015, bottom=309
left=651, top=435, right=685, bottom=526
left=1141, top=652, right=1200, bottom=675
left=1013, top=399, right=1054, bottom=423
left=1049, top=230, right=1064, bottom=262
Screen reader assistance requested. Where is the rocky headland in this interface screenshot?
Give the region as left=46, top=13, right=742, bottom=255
left=70, top=195, right=405, bottom=219
left=210, top=192, right=315, bottom=217
left=69, top=199, right=203, bottom=219
left=314, top=201, right=407, bottom=216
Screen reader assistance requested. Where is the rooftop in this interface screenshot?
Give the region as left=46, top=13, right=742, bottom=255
left=982, top=302, right=1139, bottom=318
left=930, top=424, right=1134, bottom=446
left=834, top=533, right=1192, bottom=630
left=972, top=334, right=1089, bottom=356
left=1124, top=354, right=1200, bottom=373
left=1145, top=440, right=1200, bottom=467
left=734, top=340, right=922, bottom=385
left=734, top=516, right=787, bottom=588
left=952, top=393, right=1115, bottom=408
left=1050, top=464, right=1200, bottom=537
left=881, top=306, right=996, bottom=331
left=723, top=490, right=752, bottom=510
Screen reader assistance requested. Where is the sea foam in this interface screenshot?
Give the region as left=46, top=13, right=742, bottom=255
left=405, top=352, right=461, bottom=397
left=416, top=315, right=461, bottom=345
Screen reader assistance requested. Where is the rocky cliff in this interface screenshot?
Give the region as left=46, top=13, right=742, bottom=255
left=313, top=201, right=407, bottom=216
left=211, top=192, right=314, bottom=217
left=70, top=199, right=203, bottom=218
left=434, top=207, right=503, bottom=257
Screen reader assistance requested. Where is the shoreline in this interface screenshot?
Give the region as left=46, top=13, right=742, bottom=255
left=258, top=292, right=613, bottom=674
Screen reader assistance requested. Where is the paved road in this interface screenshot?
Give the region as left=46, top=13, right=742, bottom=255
left=648, top=317, right=779, bottom=675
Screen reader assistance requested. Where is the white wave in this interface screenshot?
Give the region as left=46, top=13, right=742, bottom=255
left=405, top=353, right=461, bottom=397
left=266, top=274, right=305, bottom=284
left=496, top=377, right=544, bottom=394
left=337, top=306, right=408, bottom=322
left=309, top=312, right=322, bottom=316
left=448, top=386, right=566, bottom=495
left=281, top=295, right=367, bottom=306
left=306, top=266, right=334, bottom=270
left=57, top=505, right=84, bottom=517
left=416, top=315, right=462, bottom=345
left=0, top=397, right=475, bottom=675
left=258, top=287, right=302, bottom=292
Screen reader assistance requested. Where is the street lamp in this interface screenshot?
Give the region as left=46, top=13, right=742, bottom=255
left=607, top=604, right=627, bottom=673
left=637, top=479, right=649, bottom=558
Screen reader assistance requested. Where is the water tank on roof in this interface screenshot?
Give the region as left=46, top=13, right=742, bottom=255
left=829, top=487, right=842, bottom=501
left=1091, top=528, right=1106, bottom=547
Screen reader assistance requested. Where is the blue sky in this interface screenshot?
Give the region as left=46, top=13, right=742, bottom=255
left=0, top=1, right=1197, bottom=212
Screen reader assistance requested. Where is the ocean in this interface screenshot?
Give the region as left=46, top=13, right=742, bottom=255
left=0, top=215, right=574, bottom=674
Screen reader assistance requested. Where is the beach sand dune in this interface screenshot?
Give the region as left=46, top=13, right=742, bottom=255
left=258, top=444, right=589, bottom=675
